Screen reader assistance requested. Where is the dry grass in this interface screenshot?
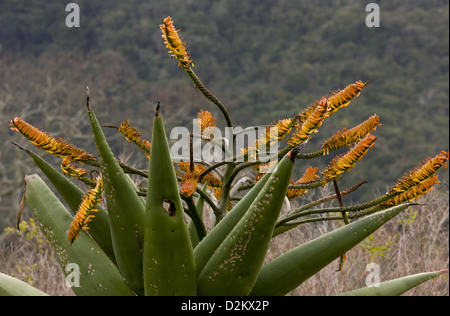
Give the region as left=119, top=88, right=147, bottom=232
left=0, top=220, right=74, bottom=296
left=0, top=190, right=447, bottom=296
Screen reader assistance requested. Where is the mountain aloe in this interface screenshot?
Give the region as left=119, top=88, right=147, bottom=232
left=3, top=16, right=448, bottom=296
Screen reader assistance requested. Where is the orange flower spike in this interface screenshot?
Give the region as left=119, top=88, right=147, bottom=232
left=118, top=120, right=141, bottom=143
left=10, top=117, right=97, bottom=165
left=117, top=120, right=151, bottom=159
left=272, top=117, right=298, bottom=142
left=242, top=117, right=298, bottom=160
left=197, top=110, right=217, bottom=137
left=287, top=166, right=320, bottom=200
left=68, top=176, right=103, bottom=244
left=327, top=80, right=370, bottom=115
left=61, top=157, right=97, bottom=187
left=295, top=166, right=320, bottom=184
left=382, top=175, right=439, bottom=207
left=192, top=163, right=222, bottom=188
left=61, top=157, right=87, bottom=177
left=178, top=161, right=190, bottom=173
left=322, top=114, right=381, bottom=155
left=322, top=135, right=376, bottom=182
left=178, top=162, right=222, bottom=197
left=389, top=151, right=449, bottom=194
left=211, top=187, right=223, bottom=200
left=298, top=101, right=320, bottom=123
left=160, top=16, right=193, bottom=69
left=180, top=173, right=199, bottom=197
left=141, top=140, right=152, bottom=159
left=287, top=98, right=328, bottom=147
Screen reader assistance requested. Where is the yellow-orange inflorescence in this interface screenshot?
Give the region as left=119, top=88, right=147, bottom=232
left=286, top=166, right=320, bottom=200
left=272, top=117, right=298, bottom=142
left=160, top=16, right=193, bottom=69
left=68, top=176, right=103, bottom=244
left=327, top=80, right=369, bottom=115
left=240, top=117, right=297, bottom=162
left=322, top=134, right=376, bottom=182
left=180, top=173, right=199, bottom=197
left=178, top=162, right=223, bottom=199
left=388, top=151, right=449, bottom=194
left=61, top=157, right=97, bottom=187
left=287, top=98, right=328, bottom=147
left=117, top=120, right=151, bottom=159
left=298, top=100, right=320, bottom=124
left=382, top=175, right=439, bottom=207
left=321, top=114, right=381, bottom=155
left=196, top=110, right=217, bottom=138
left=10, top=117, right=97, bottom=165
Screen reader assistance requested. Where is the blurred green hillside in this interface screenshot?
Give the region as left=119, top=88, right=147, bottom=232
left=0, top=0, right=448, bottom=228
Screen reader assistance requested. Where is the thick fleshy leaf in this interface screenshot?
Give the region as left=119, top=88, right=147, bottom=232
left=88, top=106, right=145, bottom=295
left=143, top=105, right=196, bottom=296
left=338, top=270, right=448, bottom=296
left=0, top=272, right=49, bottom=296
left=13, top=144, right=115, bottom=263
left=24, top=174, right=135, bottom=296
left=197, top=150, right=296, bottom=296
left=250, top=204, right=410, bottom=296
left=194, top=161, right=278, bottom=276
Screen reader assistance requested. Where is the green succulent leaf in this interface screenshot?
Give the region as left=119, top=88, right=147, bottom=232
left=13, top=143, right=115, bottom=264
left=197, top=150, right=297, bottom=296
left=87, top=105, right=145, bottom=295
left=338, top=270, right=448, bottom=296
left=193, top=161, right=278, bottom=276
left=143, top=105, right=196, bottom=296
left=250, top=204, right=410, bottom=296
left=0, top=272, right=49, bottom=296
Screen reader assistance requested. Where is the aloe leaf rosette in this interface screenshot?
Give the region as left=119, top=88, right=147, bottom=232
left=2, top=16, right=448, bottom=297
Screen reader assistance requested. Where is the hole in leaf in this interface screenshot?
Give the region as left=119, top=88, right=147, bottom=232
left=162, top=199, right=176, bottom=216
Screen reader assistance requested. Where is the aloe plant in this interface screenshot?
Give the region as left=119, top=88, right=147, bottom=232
left=3, top=16, right=448, bottom=296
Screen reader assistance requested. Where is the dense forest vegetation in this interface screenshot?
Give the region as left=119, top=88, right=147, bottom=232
left=0, top=0, right=448, bottom=229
